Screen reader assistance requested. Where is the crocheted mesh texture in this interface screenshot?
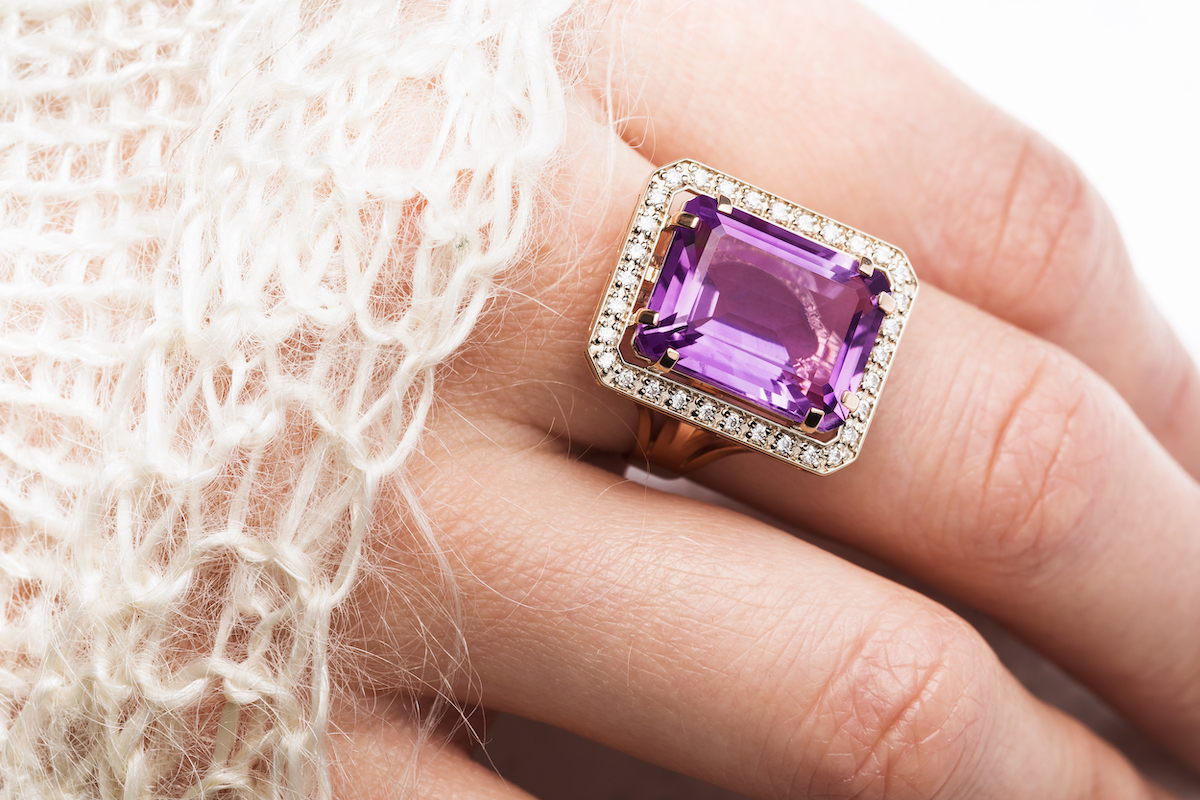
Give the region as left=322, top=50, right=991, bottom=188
left=0, top=0, right=577, bottom=796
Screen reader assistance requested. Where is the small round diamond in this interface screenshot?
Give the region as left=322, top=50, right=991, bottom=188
left=743, top=191, right=766, bottom=211
left=894, top=291, right=910, bottom=312
left=848, top=235, right=869, bottom=254
left=747, top=422, right=769, bottom=443
left=636, top=214, right=658, bottom=232
left=668, top=389, right=689, bottom=411
left=821, top=223, right=844, bottom=244
left=646, top=186, right=668, bottom=206
left=596, top=351, right=616, bottom=371
left=891, top=260, right=913, bottom=285
left=616, top=269, right=638, bottom=287
left=774, top=434, right=795, bottom=455
left=873, top=245, right=895, bottom=265
left=642, top=378, right=663, bottom=401
left=826, top=445, right=848, bottom=467
left=873, top=343, right=894, bottom=365
left=605, top=296, right=626, bottom=316
left=663, top=168, right=684, bottom=188
left=693, top=169, right=712, bottom=189
left=796, top=214, right=817, bottom=233
left=769, top=201, right=791, bottom=222
left=862, top=371, right=881, bottom=392
left=841, top=426, right=860, bottom=447
left=799, top=445, right=820, bottom=468
left=855, top=397, right=873, bottom=418
left=694, top=400, right=717, bottom=423
left=720, top=411, right=743, bottom=432
left=615, top=369, right=635, bottom=389
left=880, top=317, right=900, bottom=338
left=717, top=179, right=738, bottom=198
left=625, top=242, right=648, bottom=261
left=597, top=324, right=618, bottom=344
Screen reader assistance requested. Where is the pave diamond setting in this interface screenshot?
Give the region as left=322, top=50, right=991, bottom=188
left=587, top=160, right=918, bottom=474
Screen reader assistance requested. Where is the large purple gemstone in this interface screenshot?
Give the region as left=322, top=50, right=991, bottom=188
left=634, top=195, right=888, bottom=431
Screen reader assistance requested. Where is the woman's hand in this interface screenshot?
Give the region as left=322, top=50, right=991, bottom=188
left=331, top=3, right=1200, bottom=797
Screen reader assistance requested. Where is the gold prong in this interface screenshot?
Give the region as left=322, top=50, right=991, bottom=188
left=636, top=308, right=660, bottom=327
left=717, top=194, right=733, bottom=214
left=877, top=292, right=897, bottom=315
left=800, top=408, right=825, bottom=432
left=671, top=211, right=700, bottom=229
left=840, top=391, right=860, bottom=413
left=655, top=347, right=680, bottom=372
left=857, top=256, right=874, bottom=278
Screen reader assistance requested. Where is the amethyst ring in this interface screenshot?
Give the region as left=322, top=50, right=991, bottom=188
left=587, top=160, right=918, bottom=475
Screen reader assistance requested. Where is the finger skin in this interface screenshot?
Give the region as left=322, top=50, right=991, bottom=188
left=583, top=0, right=1200, bottom=480
left=456, top=110, right=1200, bottom=771
left=415, top=14, right=1200, bottom=796
left=692, top=288, right=1200, bottom=770
left=349, top=441, right=1161, bottom=800
left=328, top=694, right=532, bottom=800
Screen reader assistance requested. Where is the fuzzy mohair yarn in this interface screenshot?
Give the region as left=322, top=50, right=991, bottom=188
left=0, top=0, right=578, bottom=796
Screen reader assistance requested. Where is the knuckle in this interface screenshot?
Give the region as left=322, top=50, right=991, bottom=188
left=962, top=343, right=1111, bottom=578
left=1149, top=348, right=1200, bottom=442
left=798, top=605, right=992, bottom=800
left=954, top=127, right=1114, bottom=329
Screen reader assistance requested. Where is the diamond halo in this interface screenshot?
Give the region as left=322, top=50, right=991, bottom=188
left=587, top=160, right=918, bottom=474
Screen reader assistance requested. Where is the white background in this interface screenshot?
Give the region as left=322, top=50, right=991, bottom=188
left=858, top=0, right=1200, bottom=357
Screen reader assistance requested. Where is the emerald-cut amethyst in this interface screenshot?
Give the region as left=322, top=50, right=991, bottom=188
left=634, top=195, right=888, bottom=432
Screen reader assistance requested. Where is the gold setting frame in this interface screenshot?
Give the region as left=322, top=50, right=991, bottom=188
left=587, top=159, right=919, bottom=475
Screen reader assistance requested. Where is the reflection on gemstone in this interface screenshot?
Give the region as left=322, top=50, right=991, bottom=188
left=633, top=195, right=886, bottom=431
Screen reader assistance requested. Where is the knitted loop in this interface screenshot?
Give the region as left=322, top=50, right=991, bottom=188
left=0, top=0, right=576, bottom=796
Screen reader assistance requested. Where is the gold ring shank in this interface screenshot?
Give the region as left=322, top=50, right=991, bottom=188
left=632, top=406, right=745, bottom=475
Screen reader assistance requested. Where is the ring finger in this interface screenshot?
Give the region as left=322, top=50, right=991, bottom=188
left=585, top=0, right=1200, bottom=479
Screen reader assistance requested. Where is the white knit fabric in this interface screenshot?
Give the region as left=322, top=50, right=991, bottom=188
left=0, top=0, right=577, bottom=796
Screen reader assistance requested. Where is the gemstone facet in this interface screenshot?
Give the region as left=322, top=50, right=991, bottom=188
left=588, top=160, right=918, bottom=475
left=633, top=195, right=888, bottom=431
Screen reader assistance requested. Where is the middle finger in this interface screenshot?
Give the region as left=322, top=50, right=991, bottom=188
left=354, top=437, right=1160, bottom=800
